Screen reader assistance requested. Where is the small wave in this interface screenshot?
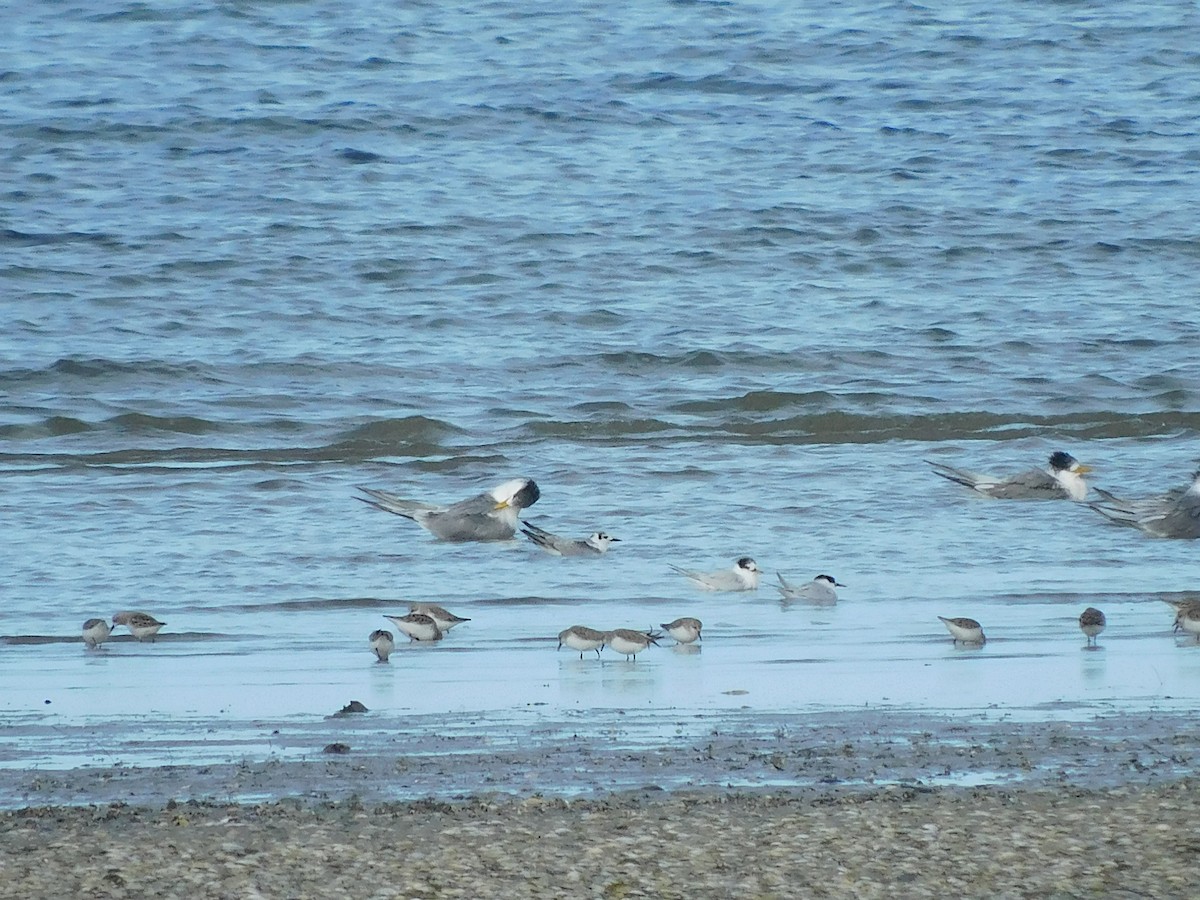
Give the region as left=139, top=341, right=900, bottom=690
left=110, top=413, right=223, bottom=436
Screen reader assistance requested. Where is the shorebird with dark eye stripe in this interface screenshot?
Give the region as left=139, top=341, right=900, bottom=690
left=356, top=477, right=540, bottom=542
left=938, top=616, right=985, bottom=645
left=557, top=625, right=607, bottom=659
left=669, top=557, right=761, bottom=592
left=927, top=451, right=1092, bottom=501
left=1079, top=608, right=1106, bottom=647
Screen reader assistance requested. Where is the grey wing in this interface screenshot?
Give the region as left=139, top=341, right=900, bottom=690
left=1142, top=494, right=1200, bottom=539
left=927, top=461, right=993, bottom=491
left=356, top=488, right=442, bottom=520
left=983, top=468, right=1062, bottom=499
left=444, top=489, right=503, bottom=516
left=522, top=523, right=566, bottom=554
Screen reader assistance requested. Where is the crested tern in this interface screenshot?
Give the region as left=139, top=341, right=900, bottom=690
left=356, top=477, right=540, bottom=541
left=1087, top=470, right=1200, bottom=539
left=669, top=557, right=761, bottom=592
left=521, top=522, right=620, bottom=556
left=776, top=573, right=844, bottom=604
left=927, top=451, right=1092, bottom=501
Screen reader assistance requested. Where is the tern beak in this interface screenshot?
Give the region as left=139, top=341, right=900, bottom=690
left=493, top=500, right=510, bottom=509
left=1073, top=464, right=1093, bottom=474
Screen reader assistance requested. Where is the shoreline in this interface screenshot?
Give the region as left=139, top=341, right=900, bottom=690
left=4, top=707, right=1200, bottom=808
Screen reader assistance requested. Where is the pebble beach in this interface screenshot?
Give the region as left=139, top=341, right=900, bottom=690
left=4, top=710, right=1200, bottom=898
left=4, top=782, right=1198, bottom=899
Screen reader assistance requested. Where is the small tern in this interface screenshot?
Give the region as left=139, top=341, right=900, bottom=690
left=776, top=573, right=844, bottom=604
left=669, top=557, right=761, bottom=592
left=356, top=477, right=540, bottom=541
left=521, top=522, right=620, bottom=556
left=927, top=451, right=1092, bottom=501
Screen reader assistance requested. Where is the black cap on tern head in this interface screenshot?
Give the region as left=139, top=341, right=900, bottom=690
left=1048, top=451, right=1077, bottom=471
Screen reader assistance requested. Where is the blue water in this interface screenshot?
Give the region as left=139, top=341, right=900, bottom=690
left=3, top=1, right=1200, bottom=773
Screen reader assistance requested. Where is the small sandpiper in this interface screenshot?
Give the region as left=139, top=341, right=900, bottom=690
left=604, top=628, right=660, bottom=661
left=937, top=615, right=985, bottom=645
left=385, top=612, right=443, bottom=643
left=1078, top=607, right=1106, bottom=646
left=659, top=617, right=702, bottom=645
left=557, top=625, right=607, bottom=659
left=408, top=603, right=470, bottom=633
left=112, top=611, right=166, bottom=642
left=1173, top=603, right=1200, bottom=641
left=369, top=629, right=395, bottom=662
left=82, top=618, right=111, bottom=650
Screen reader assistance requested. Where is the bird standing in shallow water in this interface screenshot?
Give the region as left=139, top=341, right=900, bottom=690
left=938, top=616, right=986, bottom=644
left=1079, top=608, right=1106, bottom=647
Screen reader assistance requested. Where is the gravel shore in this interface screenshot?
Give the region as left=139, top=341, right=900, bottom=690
left=3, top=782, right=1199, bottom=899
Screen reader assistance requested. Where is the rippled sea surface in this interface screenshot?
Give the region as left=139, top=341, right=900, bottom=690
left=3, top=1, right=1200, bottom=773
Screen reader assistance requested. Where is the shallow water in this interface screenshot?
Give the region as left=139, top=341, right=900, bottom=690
left=3, top=1, right=1200, bottom=779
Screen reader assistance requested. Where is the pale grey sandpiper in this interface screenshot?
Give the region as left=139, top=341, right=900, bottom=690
left=659, top=617, right=702, bottom=645
left=356, top=477, right=540, bottom=542
left=776, top=573, right=844, bottom=604
left=1078, top=607, right=1106, bottom=646
left=669, top=556, right=761, bottom=592
left=408, top=603, right=470, bottom=633
left=557, top=625, right=607, bottom=659
left=604, top=628, right=659, bottom=661
left=937, top=615, right=986, bottom=644
left=82, top=618, right=111, bottom=650
left=112, top=611, right=166, bottom=642
left=521, top=522, right=620, bottom=556
left=369, top=629, right=395, bottom=662
left=384, top=612, right=443, bottom=643
left=927, top=450, right=1092, bottom=501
